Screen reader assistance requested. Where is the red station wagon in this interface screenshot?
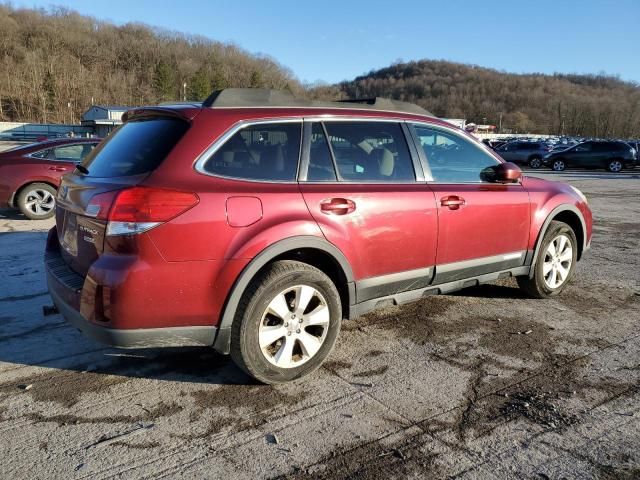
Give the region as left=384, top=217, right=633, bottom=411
left=45, top=89, right=593, bottom=383
left=0, top=138, right=100, bottom=219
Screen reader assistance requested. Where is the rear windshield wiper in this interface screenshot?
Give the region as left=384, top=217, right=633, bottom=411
left=74, top=164, right=89, bottom=175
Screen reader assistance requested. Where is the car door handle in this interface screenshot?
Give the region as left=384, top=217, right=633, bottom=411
left=320, top=198, right=356, bottom=215
left=49, top=166, right=69, bottom=172
left=440, top=195, right=465, bottom=210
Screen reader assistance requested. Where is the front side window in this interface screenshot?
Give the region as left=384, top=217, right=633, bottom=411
left=413, top=125, right=499, bottom=183
left=307, top=123, right=337, bottom=181
left=322, top=122, right=415, bottom=182
left=204, top=122, right=301, bottom=181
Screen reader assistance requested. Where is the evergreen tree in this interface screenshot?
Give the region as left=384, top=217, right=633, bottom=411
left=153, top=60, right=175, bottom=101
left=249, top=70, right=263, bottom=88
left=42, top=69, right=56, bottom=111
left=211, top=69, right=228, bottom=91
left=188, top=68, right=210, bottom=101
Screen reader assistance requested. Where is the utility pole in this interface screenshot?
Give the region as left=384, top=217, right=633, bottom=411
left=498, top=112, right=503, bottom=134
left=183, top=82, right=187, bottom=102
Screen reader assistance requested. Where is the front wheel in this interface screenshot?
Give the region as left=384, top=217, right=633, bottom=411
left=230, top=260, right=342, bottom=384
left=607, top=159, right=623, bottom=172
left=517, top=220, right=577, bottom=298
left=16, top=183, right=56, bottom=220
left=551, top=159, right=566, bottom=171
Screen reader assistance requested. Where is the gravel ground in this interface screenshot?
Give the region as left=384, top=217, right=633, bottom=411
left=0, top=170, right=638, bottom=479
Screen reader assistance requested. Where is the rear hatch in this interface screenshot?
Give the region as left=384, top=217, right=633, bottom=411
left=56, top=114, right=191, bottom=276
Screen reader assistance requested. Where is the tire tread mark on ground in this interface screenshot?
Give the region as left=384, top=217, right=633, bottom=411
left=0, top=291, right=48, bottom=302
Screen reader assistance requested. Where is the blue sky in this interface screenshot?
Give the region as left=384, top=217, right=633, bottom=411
left=11, top=0, right=640, bottom=84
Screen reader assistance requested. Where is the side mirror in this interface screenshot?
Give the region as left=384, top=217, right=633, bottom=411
left=480, top=162, right=522, bottom=183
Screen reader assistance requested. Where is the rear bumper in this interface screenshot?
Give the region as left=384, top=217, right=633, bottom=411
left=45, top=233, right=216, bottom=349
left=47, top=276, right=216, bottom=348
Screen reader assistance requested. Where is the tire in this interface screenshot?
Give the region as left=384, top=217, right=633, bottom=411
left=528, top=156, right=542, bottom=169
left=551, top=159, right=566, bottom=171
left=16, top=183, right=56, bottom=220
left=230, top=260, right=342, bottom=384
left=607, top=158, right=623, bottom=173
left=517, top=220, right=578, bottom=298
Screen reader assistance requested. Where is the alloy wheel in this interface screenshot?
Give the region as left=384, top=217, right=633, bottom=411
left=609, top=160, right=623, bottom=172
left=552, top=160, right=565, bottom=171
left=24, top=189, right=55, bottom=217
left=258, top=285, right=330, bottom=368
left=543, top=234, right=573, bottom=289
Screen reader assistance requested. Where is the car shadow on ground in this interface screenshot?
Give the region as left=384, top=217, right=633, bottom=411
left=0, top=208, right=27, bottom=220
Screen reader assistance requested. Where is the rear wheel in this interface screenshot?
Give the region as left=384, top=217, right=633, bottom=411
left=517, top=220, right=577, bottom=298
left=607, top=159, right=623, bottom=172
left=551, top=159, right=566, bottom=171
left=230, top=260, right=342, bottom=384
left=528, top=156, right=542, bottom=169
left=16, top=183, right=56, bottom=220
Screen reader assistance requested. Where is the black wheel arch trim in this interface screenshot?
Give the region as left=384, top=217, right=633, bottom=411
left=212, top=235, right=354, bottom=353
left=529, top=204, right=587, bottom=278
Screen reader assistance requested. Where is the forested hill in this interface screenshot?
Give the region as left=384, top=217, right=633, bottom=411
left=0, top=5, right=301, bottom=123
left=2, top=6, right=639, bottom=138
left=315, top=60, right=640, bottom=137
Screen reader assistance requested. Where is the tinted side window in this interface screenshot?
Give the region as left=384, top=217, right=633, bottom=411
left=575, top=143, right=592, bottom=152
left=413, top=125, right=499, bottom=183
left=205, top=122, right=301, bottom=181
left=323, top=122, right=414, bottom=182
left=307, top=123, right=337, bottom=181
left=84, top=118, right=188, bottom=177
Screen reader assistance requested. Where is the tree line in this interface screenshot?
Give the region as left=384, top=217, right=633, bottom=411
left=0, top=5, right=301, bottom=124
left=1, top=5, right=639, bottom=138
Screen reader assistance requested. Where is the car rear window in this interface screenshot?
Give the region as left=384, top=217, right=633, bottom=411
left=82, top=118, right=188, bottom=177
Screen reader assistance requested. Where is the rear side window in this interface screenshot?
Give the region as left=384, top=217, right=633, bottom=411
left=51, top=143, right=96, bottom=161
left=323, top=122, right=415, bottom=182
left=575, top=143, right=592, bottom=152
left=204, top=122, right=301, bottom=181
left=83, top=118, right=188, bottom=177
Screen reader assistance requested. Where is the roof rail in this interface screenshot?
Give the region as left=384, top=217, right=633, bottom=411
left=202, top=88, right=432, bottom=116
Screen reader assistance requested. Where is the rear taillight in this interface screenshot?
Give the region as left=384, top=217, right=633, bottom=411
left=87, top=187, right=199, bottom=236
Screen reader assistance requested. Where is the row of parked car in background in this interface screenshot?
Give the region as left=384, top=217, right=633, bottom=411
left=0, top=126, right=637, bottom=222
left=483, top=136, right=638, bottom=172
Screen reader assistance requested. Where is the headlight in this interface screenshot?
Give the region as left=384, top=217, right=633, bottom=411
left=543, top=154, right=552, bottom=159
left=570, top=185, right=588, bottom=204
